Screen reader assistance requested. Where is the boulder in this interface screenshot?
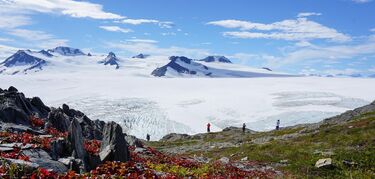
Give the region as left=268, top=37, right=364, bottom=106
left=125, top=134, right=144, bottom=147
left=160, top=133, right=191, bottom=142
left=29, top=158, right=68, bottom=173
left=222, top=126, right=256, bottom=133
left=50, top=138, right=69, bottom=160
left=21, top=148, right=52, bottom=160
left=30, top=97, right=50, bottom=117
left=8, top=86, right=18, bottom=93
left=219, top=157, right=230, bottom=164
left=68, top=118, right=88, bottom=171
left=0, top=87, right=50, bottom=125
left=47, top=108, right=71, bottom=132
left=99, top=122, right=130, bottom=162
left=315, top=158, right=333, bottom=168
left=61, top=104, right=103, bottom=140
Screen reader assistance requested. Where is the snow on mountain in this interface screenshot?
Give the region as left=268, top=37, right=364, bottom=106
left=98, top=52, right=120, bottom=69
left=199, top=56, right=232, bottom=63
left=38, top=50, right=53, bottom=57
left=152, top=56, right=211, bottom=77
left=152, top=56, right=294, bottom=78
left=0, top=50, right=47, bottom=75
left=47, top=46, right=86, bottom=56
left=132, top=53, right=150, bottom=59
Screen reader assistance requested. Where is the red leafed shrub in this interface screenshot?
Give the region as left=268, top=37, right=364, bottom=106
left=46, top=127, right=68, bottom=138
left=31, top=168, right=58, bottom=179
left=0, top=148, right=30, bottom=161
left=84, top=140, right=101, bottom=155
left=30, top=116, right=45, bottom=127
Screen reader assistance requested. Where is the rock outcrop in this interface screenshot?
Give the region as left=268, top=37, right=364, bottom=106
left=99, top=122, right=130, bottom=162
left=322, top=100, right=375, bottom=124
left=0, top=86, right=49, bottom=125
left=68, top=118, right=88, bottom=171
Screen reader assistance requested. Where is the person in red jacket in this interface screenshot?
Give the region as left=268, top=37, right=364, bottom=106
left=207, top=123, right=211, bottom=133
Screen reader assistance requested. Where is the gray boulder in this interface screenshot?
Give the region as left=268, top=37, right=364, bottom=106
left=68, top=118, right=88, bottom=171
left=315, top=158, right=333, bottom=168
left=160, top=133, right=191, bottom=142
left=48, top=108, right=71, bottom=132
left=29, top=158, right=68, bottom=173
left=125, top=134, right=144, bottom=147
left=99, top=122, right=130, bottom=162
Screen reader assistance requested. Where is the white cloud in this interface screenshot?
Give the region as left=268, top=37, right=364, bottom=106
left=0, top=44, right=19, bottom=59
left=0, top=13, right=32, bottom=29
left=118, top=18, right=174, bottom=28
left=119, top=19, right=158, bottom=25
left=6, top=29, right=68, bottom=48
left=370, top=28, right=375, bottom=32
left=2, top=0, right=124, bottom=20
left=352, top=0, right=372, bottom=3
left=297, top=12, right=322, bottom=18
left=161, top=32, right=176, bottom=36
left=0, top=37, right=13, bottom=42
left=106, top=41, right=210, bottom=58
left=99, top=26, right=132, bottom=33
left=208, top=16, right=351, bottom=42
left=324, top=68, right=361, bottom=75
left=266, top=40, right=375, bottom=68
left=125, top=39, right=158, bottom=43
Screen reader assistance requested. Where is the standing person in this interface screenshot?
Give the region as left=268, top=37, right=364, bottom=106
left=146, top=134, right=150, bottom=141
left=276, top=120, right=280, bottom=130
left=207, top=123, right=211, bottom=133
left=242, top=123, right=246, bottom=133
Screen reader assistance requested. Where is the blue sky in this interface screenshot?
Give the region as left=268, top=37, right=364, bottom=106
left=0, top=0, right=375, bottom=75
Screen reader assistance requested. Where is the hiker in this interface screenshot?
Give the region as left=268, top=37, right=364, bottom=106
left=242, top=123, right=246, bottom=133
left=207, top=123, right=211, bottom=133
left=146, top=134, right=150, bottom=141
left=276, top=120, right=280, bottom=130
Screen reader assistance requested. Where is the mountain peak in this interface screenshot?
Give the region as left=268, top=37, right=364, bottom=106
left=152, top=56, right=210, bottom=77
left=0, top=50, right=47, bottom=74
left=108, top=52, right=116, bottom=58
left=48, top=46, right=85, bottom=56
left=99, top=52, right=120, bottom=69
left=132, top=53, right=150, bottom=59
left=200, top=56, right=232, bottom=63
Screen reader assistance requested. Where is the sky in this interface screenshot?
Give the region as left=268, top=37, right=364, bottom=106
left=0, top=0, right=375, bottom=75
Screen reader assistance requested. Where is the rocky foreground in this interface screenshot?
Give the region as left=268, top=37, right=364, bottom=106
left=0, top=86, right=285, bottom=178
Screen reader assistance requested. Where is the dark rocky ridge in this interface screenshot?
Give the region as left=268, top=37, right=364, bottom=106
left=0, top=86, right=134, bottom=173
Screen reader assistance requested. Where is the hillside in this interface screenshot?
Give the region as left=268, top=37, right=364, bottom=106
left=147, top=101, right=375, bottom=178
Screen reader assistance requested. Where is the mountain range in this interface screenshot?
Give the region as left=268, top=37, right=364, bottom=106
left=0, top=46, right=292, bottom=77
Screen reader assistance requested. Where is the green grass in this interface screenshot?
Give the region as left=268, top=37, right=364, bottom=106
left=149, top=112, right=375, bottom=178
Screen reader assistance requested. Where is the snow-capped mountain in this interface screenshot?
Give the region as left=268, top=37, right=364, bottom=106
left=0, top=47, right=294, bottom=78
left=152, top=56, right=293, bottom=77
left=47, top=46, right=86, bottom=56
left=98, top=52, right=120, bottom=69
left=38, top=50, right=53, bottom=57
left=199, top=56, right=232, bottom=63
left=132, top=53, right=150, bottom=59
left=0, top=50, right=47, bottom=74
left=152, top=56, right=211, bottom=77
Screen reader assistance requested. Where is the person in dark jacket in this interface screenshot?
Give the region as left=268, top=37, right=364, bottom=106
left=242, top=123, right=246, bottom=133
left=146, top=134, right=150, bottom=141
left=276, top=120, right=280, bottom=130
left=207, top=123, right=211, bottom=133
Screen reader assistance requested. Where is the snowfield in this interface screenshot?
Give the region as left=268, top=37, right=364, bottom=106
left=1, top=74, right=375, bottom=140
left=1, top=49, right=375, bottom=140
